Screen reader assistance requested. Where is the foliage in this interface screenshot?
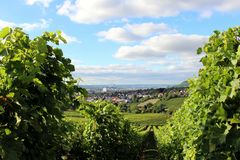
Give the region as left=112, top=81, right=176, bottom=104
left=131, top=94, right=139, bottom=103
left=0, top=27, right=86, bottom=159
left=117, top=102, right=128, bottom=112
left=129, top=102, right=140, bottom=113
left=57, top=122, right=88, bottom=160
left=80, top=101, right=141, bottom=160
left=156, top=27, right=240, bottom=159
left=152, top=103, right=166, bottom=113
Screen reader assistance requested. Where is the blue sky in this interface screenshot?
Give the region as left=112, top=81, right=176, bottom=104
left=1, top=0, right=240, bottom=85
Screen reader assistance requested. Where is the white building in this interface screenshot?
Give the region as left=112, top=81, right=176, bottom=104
left=102, top=87, right=107, bottom=92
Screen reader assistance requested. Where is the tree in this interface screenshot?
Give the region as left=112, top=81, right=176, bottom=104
left=144, top=103, right=153, bottom=113
left=131, top=94, right=138, bottom=103
left=0, top=27, right=86, bottom=159
left=152, top=103, right=166, bottom=113
left=129, top=103, right=140, bottom=113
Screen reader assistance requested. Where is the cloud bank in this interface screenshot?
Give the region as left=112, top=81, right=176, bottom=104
left=98, top=22, right=176, bottom=43
left=57, top=0, right=240, bottom=24
left=114, top=34, right=208, bottom=60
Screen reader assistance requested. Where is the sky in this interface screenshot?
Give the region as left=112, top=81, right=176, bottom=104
left=1, top=0, right=240, bottom=85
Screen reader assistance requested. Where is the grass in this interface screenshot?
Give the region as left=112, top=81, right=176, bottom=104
left=64, top=116, right=87, bottom=123
left=162, top=97, right=185, bottom=112
left=123, top=113, right=170, bottom=126
left=155, top=97, right=185, bottom=113
left=138, top=99, right=159, bottom=107
left=64, top=110, right=84, bottom=118
left=64, top=111, right=170, bottom=126
left=64, top=111, right=86, bottom=123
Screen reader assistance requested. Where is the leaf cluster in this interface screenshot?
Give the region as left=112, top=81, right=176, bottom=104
left=80, top=101, right=141, bottom=160
left=155, top=27, right=240, bottom=159
left=0, top=27, right=86, bottom=159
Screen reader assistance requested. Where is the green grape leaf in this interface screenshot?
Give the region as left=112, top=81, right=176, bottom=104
left=215, top=105, right=227, bottom=121
left=209, top=143, right=216, bottom=152
left=0, top=105, right=4, bottom=114
left=37, top=38, right=48, bottom=53
left=197, top=47, right=202, bottom=55
left=0, top=27, right=11, bottom=39
left=230, top=79, right=240, bottom=98
left=213, top=30, right=220, bottom=35
left=5, top=128, right=11, bottom=135
left=231, top=59, right=238, bottom=66
left=6, top=92, right=15, bottom=98
left=219, top=94, right=227, bottom=102
left=230, top=114, right=240, bottom=124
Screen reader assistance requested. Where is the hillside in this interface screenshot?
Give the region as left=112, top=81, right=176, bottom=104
left=138, top=99, right=159, bottom=107
left=172, top=81, right=189, bottom=88
left=154, top=97, right=185, bottom=113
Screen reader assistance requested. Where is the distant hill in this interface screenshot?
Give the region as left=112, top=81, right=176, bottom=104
left=172, top=81, right=189, bottom=88
left=81, top=84, right=171, bottom=91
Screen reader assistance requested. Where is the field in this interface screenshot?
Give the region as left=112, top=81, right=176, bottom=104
left=64, top=110, right=87, bottom=123
left=155, top=97, right=185, bottom=113
left=138, top=98, right=159, bottom=107
left=123, top=113, right=170, bottom=126
left=64, top=97, right=185, bottom=126
left=64, top=111, right=170, bottom=126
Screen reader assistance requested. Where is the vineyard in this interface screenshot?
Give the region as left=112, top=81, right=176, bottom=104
left=1, top=26, right=240, bottom=159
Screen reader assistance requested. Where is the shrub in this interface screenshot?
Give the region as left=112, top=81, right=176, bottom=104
left=81, top=101, right=140, bottom=159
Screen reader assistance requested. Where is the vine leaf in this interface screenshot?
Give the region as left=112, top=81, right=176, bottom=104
left=0, top=27, right=11, bottom=39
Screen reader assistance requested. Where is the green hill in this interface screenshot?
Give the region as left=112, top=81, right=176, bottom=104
left=173, top=81, right=189, bottom=88
left=154, top=97, right=185, bottom=113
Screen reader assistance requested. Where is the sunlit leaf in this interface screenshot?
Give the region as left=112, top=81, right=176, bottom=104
left=5, top=128, right=11, bottom=135
left=0, top=27, right=11, bottom=39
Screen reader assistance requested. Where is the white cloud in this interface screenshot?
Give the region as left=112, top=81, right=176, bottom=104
left=97, top=22, right=176, bottom=43
left=25, top=0, right=53, bottom=7
left=57, top=0, right=73, bottom=17
left=0, top=19, right=49, bottom=31
left=114, top=34, right=208, bottom=60
left=0, top=20, right=15, bottom=28
left=61, top=32, right=81, bottom=44
left=95, top=33, right=206, bottom=84
left=73, top=60, right=201, bottom=85
left=75, top=64, right=150, bottom=74
left=20, top=19, right=49, bottom=31
left=57, top=0, right=240, bottom=24
left=126, top=23, right=176, bottom=37
left=200, top=10, right=213, bottom=18
left=216, top=0, right=240, bottom=11
left=98, top=27, right=141, bottom=43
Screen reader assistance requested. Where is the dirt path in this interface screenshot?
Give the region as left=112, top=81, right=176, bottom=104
left=138, top=127, right=160, bottom=160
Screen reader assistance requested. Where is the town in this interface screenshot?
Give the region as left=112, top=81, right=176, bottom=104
left=85, top=87, right=188, bottom=113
